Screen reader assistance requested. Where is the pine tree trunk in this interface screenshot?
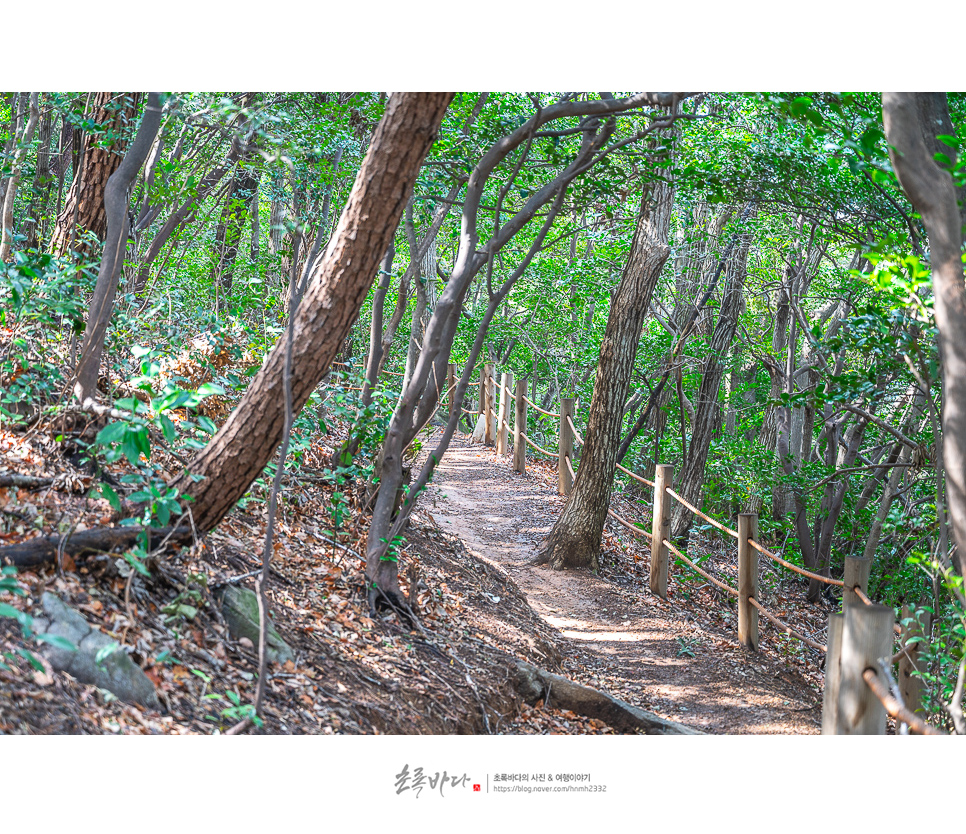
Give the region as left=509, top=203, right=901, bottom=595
left=537, top=181, right=673, bottom=570
left=49, top=93, right=143, bottom=258
left=171, top=93, right=453, bottom=533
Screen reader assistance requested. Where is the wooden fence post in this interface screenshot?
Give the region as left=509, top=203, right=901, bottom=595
left=496, top=371, right=512, bottom=455
left=836, top=603, right=895, bottom=734
left=650, top=464, right=673, bottom=599
left=843, top=555, right=871, bottom=608
left=898, top=603, right=930, bottom=721
left=483, top=362, right=495, bottom=446
left=737, top=512, right=759, bottom=651
left=447, top=362, right=457, bottom=421
left=478, top=364, right=486, bottom=419
left=821, top=613, right=844, bottom=734
left=513, top=379, right=527, bottom=474
left=558, top=397, right=574, bottom=495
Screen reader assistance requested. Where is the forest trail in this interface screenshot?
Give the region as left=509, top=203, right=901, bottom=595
left=427, top=433, right=822, bottom=734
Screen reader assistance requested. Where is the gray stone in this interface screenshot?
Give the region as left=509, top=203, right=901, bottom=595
left=38, top=592, right=159, bottom=709
left=218, top=585, right=294, bottom=665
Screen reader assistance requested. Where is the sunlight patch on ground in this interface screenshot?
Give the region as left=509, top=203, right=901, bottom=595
left=560, top=629, right=655, bottom=643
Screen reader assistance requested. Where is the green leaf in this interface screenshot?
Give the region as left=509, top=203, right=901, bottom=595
left=115, top=397, right=141, bottom=412
left=194, top=382, right=225, bottom=399
left=96, top=483, right=122, bottom=512
left=121, top=434, right=143, bottom=465
left=96, top=421, right=128, bottom=446
left=156, top=390, right=193, bottom=412
left=36, top=633, right=77, bottom=652
left=94, top=642, right=120, bottom=665
left=158, top=413, right=178, bottom=443
left=16, top=648, right=44, bottom=672
left=196, top=416, right=216, bottom=434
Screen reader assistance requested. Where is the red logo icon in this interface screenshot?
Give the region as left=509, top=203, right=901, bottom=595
left=473, top=785, right=481, bottom=792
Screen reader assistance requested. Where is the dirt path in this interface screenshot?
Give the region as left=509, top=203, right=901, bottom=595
left=427, top=433, right=822, bottom=734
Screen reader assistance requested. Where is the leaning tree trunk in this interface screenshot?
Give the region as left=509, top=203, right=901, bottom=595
left=537, top=180, right=673, bottom=571
left=171, top=93, right=454, bottom=533
left=49, top=93, right=143, bottom=259
left=671, top=210, right=754, bottom=540
left=883, top=92, right=966, bottom=579
left=72, top=94, right=164, bottom=404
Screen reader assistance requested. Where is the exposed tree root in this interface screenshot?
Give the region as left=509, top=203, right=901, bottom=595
left=0, top=525, right=195, bottom=567
left=513, top=661, right=702, bottom=735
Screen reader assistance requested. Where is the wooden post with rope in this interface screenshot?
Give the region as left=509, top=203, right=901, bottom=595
left=483, top=362, right=495, bottom=446
left=821, top=613, right=844, bottom=734
left=650, top=464, right=673, bottom=599
left=898, top=603, right=930, bottom=721
left=497, top=371, right=512, bottom=455
left=825, top=602, right=895, bottom=734
left=558, top=397, right=574, bottom=495
left=513, top=378, right=527, bottom=474
left=447, top=362, right=457, bottom=421
left=843, top=555, right=871, bottom=608
left=737, top=512, right=759, bottom=651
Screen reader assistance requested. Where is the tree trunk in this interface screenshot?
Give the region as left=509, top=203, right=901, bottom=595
left=0, top=92, right=39, bottom=261
left=72, top=94, right=164, bottom=404
left=671, top=209, right=755, bottom=540
left=211, top=163, right=259, bottom=296
left=49, top=93, right=143, bottom=258
left=537, top=180, right=673, bottom=570
left=25, top=97, right=54, bottom=251
left=171, top=93, right=454, bottom=533
left=882, top=92, right=966, bottom=578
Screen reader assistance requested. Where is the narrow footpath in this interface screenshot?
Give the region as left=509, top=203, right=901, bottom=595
left=427, top=433, right=822, bottom=734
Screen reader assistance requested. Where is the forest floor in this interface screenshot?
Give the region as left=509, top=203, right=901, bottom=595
left=0, top=416, right=828, bottom=735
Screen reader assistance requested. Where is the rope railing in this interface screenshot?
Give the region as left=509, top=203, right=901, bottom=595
left=520, top=431, right=557, bottom=459
left=664, top=538, right=739, bottom=598
left=463, top=367, right=940, bottom=735
left=748, top=597, right=827, bottom=652
left=615, top=462, right=655, bottom=488
left=566, top=414, right=584, bottom=446
left=747, top=539, right=844, bottom=587
left=666, top=487, right=740, bottom=540
left=522, top=395, right=560, bottom=418
left=861, top=668, right=944, bottom=735
left=607, top=508, right=648, bottom=537
left=853, top=586, right=904, bottom=635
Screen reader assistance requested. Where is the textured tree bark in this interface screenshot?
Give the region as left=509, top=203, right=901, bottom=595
left=0, top=92, right=39, bottom=262
left=882, top=92, right=966, bottom=578
left=171, top=93, right=454, bottom=533
left=49, top=93, right=143, bottom=258
left=670, top=211, right=754, bottom=540
left=72, top=94, right=164, bottom=404
left=536, top=181, right=673, bottom=570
